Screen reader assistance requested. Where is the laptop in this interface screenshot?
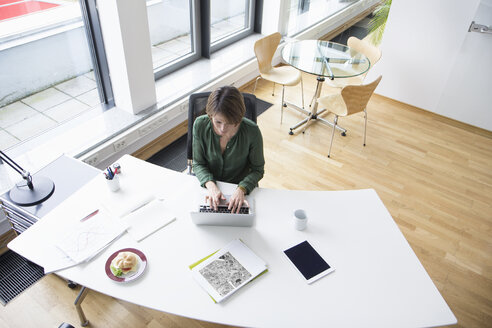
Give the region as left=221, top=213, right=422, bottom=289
left=190, top=194, right=255, bottom=227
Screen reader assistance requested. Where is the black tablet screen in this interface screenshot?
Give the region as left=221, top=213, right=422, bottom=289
left=284, top=240, right=330, bottom=280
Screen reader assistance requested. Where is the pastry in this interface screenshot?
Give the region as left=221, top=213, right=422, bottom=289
left=110, top=251, right=139, bottom=277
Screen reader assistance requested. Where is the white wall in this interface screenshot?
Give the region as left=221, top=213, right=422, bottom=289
left=368, top=0, right=491, bottom=130
left=435, top=0, right=492, bottom=130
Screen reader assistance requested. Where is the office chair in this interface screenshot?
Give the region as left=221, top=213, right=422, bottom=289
left=326, top=36, right=382, bottom=89
left=186, top=92, right=257, bottom=174
left=317, top=76, right=382, bottom=157
left=252, top=32, right=304, bottom=124
left=58, top=323, right=74, bottom=328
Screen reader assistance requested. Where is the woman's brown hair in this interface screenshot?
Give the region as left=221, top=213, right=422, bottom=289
left=206, top=86, right=245, bottom=124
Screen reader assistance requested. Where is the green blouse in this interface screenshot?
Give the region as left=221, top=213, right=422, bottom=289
left=192, top=115, right=265, bottom=194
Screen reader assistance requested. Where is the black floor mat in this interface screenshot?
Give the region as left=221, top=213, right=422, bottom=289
left=256, top=98, right=273, bottom=116
left=147, top=134, right=188, bottom=172
left=148, top=98, right=273, bottom=171
left=0, top=250, right=44, bottom=305
left=330, top=25, right=368, bottom=45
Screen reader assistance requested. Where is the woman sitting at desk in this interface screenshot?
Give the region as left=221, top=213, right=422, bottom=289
left=192, top=86, right=265, bottom=213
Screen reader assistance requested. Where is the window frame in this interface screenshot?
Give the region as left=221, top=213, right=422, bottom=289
left=153, top=0, right=257, bottom=70
left=153, top=0, right=202, bottom=80
left=209, top=0, right=256, bottom=54
left=80, top=0, right=114, bottom=108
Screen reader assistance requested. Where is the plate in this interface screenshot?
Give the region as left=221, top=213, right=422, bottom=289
left=105, top=248, right=147, bottom=283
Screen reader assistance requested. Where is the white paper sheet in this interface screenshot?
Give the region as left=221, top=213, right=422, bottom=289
left=50, top=210, right=127, bottom=272
left=102, top=192, right=155, bottom=218
left=123, top=199, right=176, bottom=242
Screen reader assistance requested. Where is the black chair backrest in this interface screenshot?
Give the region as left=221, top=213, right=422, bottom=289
left=186, top=92, right=257, bottom=162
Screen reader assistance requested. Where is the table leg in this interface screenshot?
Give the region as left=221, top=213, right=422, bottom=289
left=301, top=108, right=329, bottom=134
left=74, top=286, right=90, bottom=327
left=289, top=116, right=310, bottom=134
left=318, top=116, right=347, bottom=135
left=289, top=77, right=324, bottom=134
left=289, top=76, right=347, bottom=135
left=284, top=100, right=311, bottom=115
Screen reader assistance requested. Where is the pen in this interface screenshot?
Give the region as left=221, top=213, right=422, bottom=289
left=106, top=167, right=113, bottom=179
left=113, top=163, right=121, bottom=174
left=129, top=199, right=153, bottom=214
left=80, top=209, right=99, bottom=222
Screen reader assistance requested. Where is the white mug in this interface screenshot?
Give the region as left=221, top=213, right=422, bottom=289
left=293, top=209, right=307, bottom=231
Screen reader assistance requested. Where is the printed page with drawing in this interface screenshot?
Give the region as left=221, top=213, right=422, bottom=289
left=190, top=239, right=267, bottom=303
left=48, top=209, right=127, bottom=273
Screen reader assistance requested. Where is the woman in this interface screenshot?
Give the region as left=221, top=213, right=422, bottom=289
left=192, top=86, right=265, bottom=213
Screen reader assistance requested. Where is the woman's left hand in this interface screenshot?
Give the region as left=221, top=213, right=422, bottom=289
left=229, top=187, right=248, bottom=213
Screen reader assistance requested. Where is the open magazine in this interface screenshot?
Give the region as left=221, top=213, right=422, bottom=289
left=190, top=239, right=267, bottom=303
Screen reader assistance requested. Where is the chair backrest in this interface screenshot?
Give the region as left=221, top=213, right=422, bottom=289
left=254, top=32, right=282, bottom=74
left=347, top=36, right=382, bottom=70
left=341, top=76, right=382, bottom=116
left=186, top=92, right=257, bottom=162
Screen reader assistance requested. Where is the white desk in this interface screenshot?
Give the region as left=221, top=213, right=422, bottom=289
left=9, top=155, right=456, bottom=327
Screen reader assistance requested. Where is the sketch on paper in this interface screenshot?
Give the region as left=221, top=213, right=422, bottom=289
left=199, top=251, right=252, bottom=297
left=55, top=215, right=126, bottom=264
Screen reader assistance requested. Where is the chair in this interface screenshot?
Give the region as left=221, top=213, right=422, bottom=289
left=58, top=323, right=75, bottom=328
left=252, top=32, right=304, bottom=123
left=326, top=36, right=382, bottom=89
left=186, top=92, right=257, bottom=174
left=317, top=76, right=382, bottom=157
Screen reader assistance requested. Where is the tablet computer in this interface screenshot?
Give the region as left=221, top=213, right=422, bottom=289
left=283, top=240, right=335, bottom=284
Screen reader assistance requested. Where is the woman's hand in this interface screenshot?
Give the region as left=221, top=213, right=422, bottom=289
left=229, top=187, right=248, bottom=213
left=205, top=181, right=225, bottom=211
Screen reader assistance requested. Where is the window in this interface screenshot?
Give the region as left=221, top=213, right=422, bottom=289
left=0, top=0, right=108, bottom=150
left=286, top=0, right=359, bottom=36
left=149, top=0, right=255, bottom=79
left=147, top=0, right=200, bottom=79
left=210, top=0, right=255, bottom=52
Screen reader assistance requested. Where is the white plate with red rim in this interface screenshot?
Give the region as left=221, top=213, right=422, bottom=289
left=105, top=248, right=147, bottom=283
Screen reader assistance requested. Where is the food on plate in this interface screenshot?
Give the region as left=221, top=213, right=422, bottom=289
left=110, top=251, right=139, bottom=277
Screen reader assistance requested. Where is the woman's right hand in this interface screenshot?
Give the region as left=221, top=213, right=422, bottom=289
left=204, top=181, right=225, bottom=211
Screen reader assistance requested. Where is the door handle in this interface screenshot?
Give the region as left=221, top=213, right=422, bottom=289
left=469, top=21, right=492, bottom=34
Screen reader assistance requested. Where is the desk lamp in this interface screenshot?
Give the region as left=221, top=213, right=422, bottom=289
left=0, top=150, right=55, bottom=206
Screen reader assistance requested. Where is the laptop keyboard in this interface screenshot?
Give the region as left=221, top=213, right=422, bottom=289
left=199, top=205, right=250, bottom=214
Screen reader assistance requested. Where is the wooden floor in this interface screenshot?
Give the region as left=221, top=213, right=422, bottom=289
left=1, top=74, right=491, bottom=327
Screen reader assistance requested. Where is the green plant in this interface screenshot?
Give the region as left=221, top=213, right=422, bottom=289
left=367, top=0, right=392, bottom=45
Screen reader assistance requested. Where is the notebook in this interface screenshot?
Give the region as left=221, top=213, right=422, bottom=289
left=190, top=195, right=255, bottom=227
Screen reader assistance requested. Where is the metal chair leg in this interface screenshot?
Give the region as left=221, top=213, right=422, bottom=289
left=328, top=115, right=338, bottom=158
left=280, top=85, right=286, bottom=124
left=252, top=76, right=261, bottom=94
left=300, top=76, right=305, bottom=109
left=187, top=159, right=194, bottom=175
left=74, top=287, right=90, bottom=327
left=363, top=109, right=367, bottom=146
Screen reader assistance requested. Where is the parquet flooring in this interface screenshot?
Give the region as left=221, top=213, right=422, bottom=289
left=1, top=73, right=490, bottom=328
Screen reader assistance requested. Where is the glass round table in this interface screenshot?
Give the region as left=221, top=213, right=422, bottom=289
left=281, top=40, right=370, bottom=135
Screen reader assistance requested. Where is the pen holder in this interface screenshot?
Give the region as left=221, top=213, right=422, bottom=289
left=106, top=174, right=120, bottom=192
